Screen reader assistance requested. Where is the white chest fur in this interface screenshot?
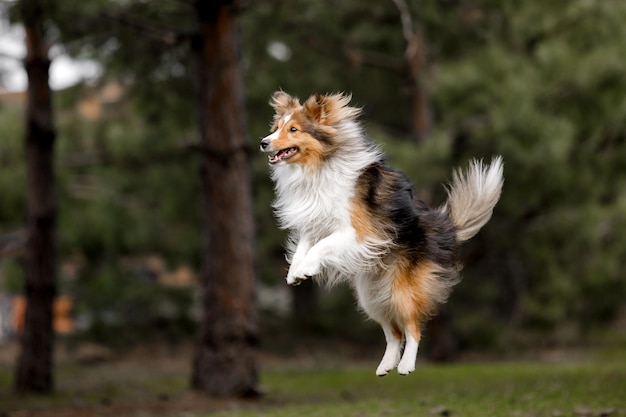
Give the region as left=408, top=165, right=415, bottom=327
left=271, top=160, right=356, bottom=240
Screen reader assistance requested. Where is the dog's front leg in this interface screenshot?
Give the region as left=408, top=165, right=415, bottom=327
left=287, top=229, right=356, bottom=285
left=286, top=237, right=312, bottom=285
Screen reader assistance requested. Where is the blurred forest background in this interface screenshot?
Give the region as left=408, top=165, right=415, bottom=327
left=1, top=0, right=626, bottom=390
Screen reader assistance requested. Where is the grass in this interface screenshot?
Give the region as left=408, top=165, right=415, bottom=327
left=217, top=359, right=626, bottom=417
left=1, top=345, right=626, bottom=417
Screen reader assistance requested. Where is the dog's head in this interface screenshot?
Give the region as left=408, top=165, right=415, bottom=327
left=260, top=91, right=361, bottom=169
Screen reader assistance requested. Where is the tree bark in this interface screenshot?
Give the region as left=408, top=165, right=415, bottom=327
left=15, top=0, right=57, bottom=394
left=190, top=0, right=258, bottom=398
left=291, top=279, right=318, bottom=317
left=392, top=0, right=431, bottom=142
left=291, top=279, right=319, bottom=329
left=426, top=306, right=458, bottom=362
left=407, top=74, right=431, bottom=142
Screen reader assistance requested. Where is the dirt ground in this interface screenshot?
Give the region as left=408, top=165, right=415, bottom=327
left=0, top=336, right=605, bottom=417
left=1, top=341, right=253, bottom=417
left=0, top=338, right=386, bottom=417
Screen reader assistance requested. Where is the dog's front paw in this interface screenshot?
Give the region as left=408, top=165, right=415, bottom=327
left=286, top=274, right=307, bottom=286
left=286, top=257, right=321, bottom=286
left=286, top=266, right=310, bottom=286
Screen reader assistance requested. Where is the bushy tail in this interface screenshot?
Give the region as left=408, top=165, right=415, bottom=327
left=442, top=156, right=504, bottom=242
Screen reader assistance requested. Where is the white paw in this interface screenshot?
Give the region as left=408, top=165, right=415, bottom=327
left=375, top=353, right=400, bottom=377
left=397, top=359, right=416, bottom=375
left=286, top=256, right=320, bottom=286
left=376, top=364, right=392, bottom=377
left=397, top=336, right=419, bottom=375
left=286, top=273, right=307, bottom=286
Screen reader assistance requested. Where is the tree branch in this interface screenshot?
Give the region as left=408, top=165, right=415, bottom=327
left=0, top=51, right=23, bottom=61
left=104, top=12, right=193, bottom=46
left=343, top=48, right=405, bottom=72
left=391, top=0, right=432, bottom=141
left=61, top=143, right=196, bottom=169
left=392, top=0, right=416, bottom=58
left=0, top=229, right=27, bottom=258
left=59, top=141, right=254, bottom=170
left=391, top=0, right=424, bottom=74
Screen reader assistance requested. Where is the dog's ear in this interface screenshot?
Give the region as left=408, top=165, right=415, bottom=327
left=303, top=94, right=326, bottom=123
left=270, top=91, right=299, bottom=114
left=304, top=93, right=361, bottom=125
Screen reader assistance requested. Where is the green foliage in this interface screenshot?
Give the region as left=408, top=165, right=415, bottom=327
left=0, top=259, right=24, bottom=293
left=431, top=0, right=626, bottom=342
left=0, top=103, right=25, bottom=226
left=243, top=0, right=626, bottom=346
left=69, top=263, right=195, bottom=348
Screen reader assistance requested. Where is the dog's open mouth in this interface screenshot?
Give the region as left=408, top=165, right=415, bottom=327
left=269, top=147, right=298, bottom=164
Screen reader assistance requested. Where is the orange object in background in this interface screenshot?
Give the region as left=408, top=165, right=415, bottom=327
left=12, top=296, right=25, bottom=335
left=12, top=295, right=74, bottom=335
left=53, top=296, right=74, bottom=334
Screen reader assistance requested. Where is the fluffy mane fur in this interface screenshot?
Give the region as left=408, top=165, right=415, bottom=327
left=260, top=91, right=503, bottom=376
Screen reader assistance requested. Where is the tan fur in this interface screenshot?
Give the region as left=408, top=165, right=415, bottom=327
left=267, top=93, right=360, bottom=170
left=270, top=91, right=300, bottom=115
left=270, top=92, right=360, bottom=127
left=303, top=93, right=361, bottom=124
left=349, top=169, right=400, bottom=245
left=391, top=320, right=403, bottom=340
left=391, top=261, right=442, bottom=340
left=268, top=112, right=328, bottom=169
left=287, top=135, right=326, bottom=169
left=350, top=199, right=385, bottom=243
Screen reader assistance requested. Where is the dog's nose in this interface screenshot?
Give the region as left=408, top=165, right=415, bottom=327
left=260, top=139, right=270, bottom=150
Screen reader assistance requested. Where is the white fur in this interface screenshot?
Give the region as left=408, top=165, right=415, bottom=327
left=375, top=323, right=402, bottom=376
left=397, top=332, right=419, bottom=375
left=263, top=129, right=280, bottom=141
left=442, top=156, right=504, bottom=242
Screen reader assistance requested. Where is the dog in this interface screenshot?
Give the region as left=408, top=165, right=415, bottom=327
left=260, top=91, right=503, bottom=376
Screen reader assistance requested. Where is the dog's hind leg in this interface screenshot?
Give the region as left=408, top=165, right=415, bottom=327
left=375, top=321, right=403, bottom=377
left=391, top=263, right=434, bottom=375
left=397, top=320, right=421, bottom=375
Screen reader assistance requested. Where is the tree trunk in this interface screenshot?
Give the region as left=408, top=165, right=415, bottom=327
left=190, top=0, right=258, bottom=398
left=392, top=0, right=431, bottom=142
left=407, top=74, right=432, bottom=142
left=15, top=0, right=57, bottom=394
left=426, top=306, right=458, bottom=362
left=291, top=279, right=319, bottom=328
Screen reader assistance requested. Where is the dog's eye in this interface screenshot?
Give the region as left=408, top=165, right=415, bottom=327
left=289, top=126, right=298, bottom=132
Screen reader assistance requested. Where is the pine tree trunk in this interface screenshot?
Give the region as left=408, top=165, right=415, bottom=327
left=426, top=306, right=458, bottom=362
left=190, top=0, right=258, bottom=398
left=291, top=279, right=319, bottom=328
left=408, top=75, right=432, bottom=142
left=15, top=0, right=57, bottom=394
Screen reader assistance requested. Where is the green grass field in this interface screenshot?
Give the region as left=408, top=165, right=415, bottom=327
left=1, top=346, right=625, bottom=417
left=219, top=357, right=626, bottom=417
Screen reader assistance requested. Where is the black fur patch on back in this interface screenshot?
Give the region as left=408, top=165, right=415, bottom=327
left=355, top=161, right=458, bottom=268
